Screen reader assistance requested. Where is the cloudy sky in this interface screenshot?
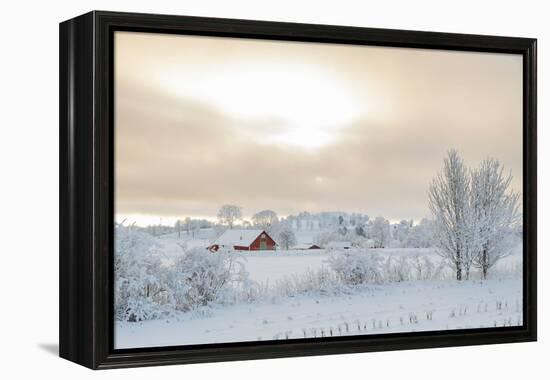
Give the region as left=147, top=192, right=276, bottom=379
left=114, top=31, right=523, bottom=226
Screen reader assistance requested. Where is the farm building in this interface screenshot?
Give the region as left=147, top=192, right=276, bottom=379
left=292, top=243, right=321, bottom=250
left=210, top=229, right=277, bottom=252
left=326, top=241, right=352, bottom=250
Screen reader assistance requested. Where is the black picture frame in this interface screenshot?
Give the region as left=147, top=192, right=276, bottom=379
left=59, top=10, right=537, bottom=370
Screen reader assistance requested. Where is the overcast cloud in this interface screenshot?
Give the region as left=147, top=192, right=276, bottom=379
left=115, top=32, right=523, bottom=224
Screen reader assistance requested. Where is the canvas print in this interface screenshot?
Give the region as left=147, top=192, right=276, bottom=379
left=114, top=31, right=523, bottom=349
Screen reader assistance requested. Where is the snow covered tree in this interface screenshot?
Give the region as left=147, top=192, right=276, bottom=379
left=371, top=216, right=390, bottom=248
left=190, top=219, right=202, bottom=238
left=470, top=158, right=521, bottom=279
left=251, top=209, right=279, bottom=232
left=217, top=204, right=242, bottom=229
left=428, top=150, right=471, bottom=280
left=393, top=220, right=412, bottom=246
left=338, top=225, right=348, bottom=236
left=184, top=216, right=191, bottom=235
left=355, top=224, right=366, bottom=238
left=406, top=218, right=434, bottom=248
left=429, top=151, right=521, bottom=280
left=278, top=227, right=297, bottom=250
left=174, top=220, right=182, bottom=238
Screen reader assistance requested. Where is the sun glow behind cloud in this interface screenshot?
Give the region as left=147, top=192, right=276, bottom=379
left=115, top=32, right=523, bottom=222
left=159, top=63, right=365, bottom=149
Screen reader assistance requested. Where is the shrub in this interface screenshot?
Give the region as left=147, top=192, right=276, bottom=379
left=274, top=268, right=345, bottom=297
left=115, top=227, right=256, bottom=320
left=168, top=247, right=251, bottom=311
left=327, top=250, right=383, bottom=285
left=114, top=226, right=173, bottom=321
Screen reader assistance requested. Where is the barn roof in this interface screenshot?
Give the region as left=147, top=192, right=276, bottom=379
left=327, top=241, right=352, bottom=248
left=293, top=243, right=320, bottom=250
left=215, top=229, right=267, bottom=246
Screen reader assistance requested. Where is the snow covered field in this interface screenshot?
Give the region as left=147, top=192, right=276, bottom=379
left=115, top=240, right=523, bottom=348
left=239, top=248, right=440, bottom=283
left=116, top=278, right=522, bottom=348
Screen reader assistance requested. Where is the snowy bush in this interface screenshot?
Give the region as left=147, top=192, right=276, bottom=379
left=115, top=227, right=259, bottom=320
left=486, top=260, right=522, bottom=280
left=411, top=254, right=446, bottom=280
left=274, top=268, right=345, bottom=297
left=326, top=250, right=446, bottom=286
left=317, top=232, right=367, bottom=249
left=167, top=247, right=253, bottom=311
left=169, top=248, right=228, bottom=310
left=381, top=254, right=446, bottom=282
left=382, top=256, right=412, bottom=282
left=350, top=236, right=375, bottom=249
left=115, top=226, right=174, bottom=322
left=327, top=250, right=383, bottom=285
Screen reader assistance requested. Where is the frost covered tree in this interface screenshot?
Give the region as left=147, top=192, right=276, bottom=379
left=371, top=216, right=390, bottom=248
left=429, top=151, right=521, bottom=280
left=184, top=219, right=202, bottom=238
left=175, top=220, right=182, bottom=238
left=406, top=218, right=434, bottom=248
left=278, top=228, right=297, bottom=250
left=355, top=224, right=366, bottom=238
left=251, top=209, right=279, bottom=231
left=470, top=158, right=521, bottom=279
left=217, top=204, right=242, bottom=229
left=428, top=150, right=471, bottom=280
left=338, top=225, right=348, bottom=236
left=394, top=220, right=412, bottom=246
left=184, top=216, right=191, bottom=235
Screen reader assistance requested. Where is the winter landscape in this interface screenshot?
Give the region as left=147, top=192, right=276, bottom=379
left=114, top=32, right=523, bottom=348
left=115, top=150, right=522, bottom=348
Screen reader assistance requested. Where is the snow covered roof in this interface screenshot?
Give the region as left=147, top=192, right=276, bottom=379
left=215, top=229, right=267, bottom=247
left=292, top=243, right=321, bottom=250
left=327, top=241, right=352, bottom=248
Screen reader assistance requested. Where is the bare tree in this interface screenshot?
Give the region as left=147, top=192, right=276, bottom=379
left=251, top=210, right=279, bottom=231
left=278, top=228, right=297, bottom=250
left=470, top=158, right=521, bottom=279
left=429, top=150, right=471, bottom=280
left=217, top=205, right=242, bottom=229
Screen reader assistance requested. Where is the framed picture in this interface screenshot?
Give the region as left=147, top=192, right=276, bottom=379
left=59, top=11, right=537, bottom=369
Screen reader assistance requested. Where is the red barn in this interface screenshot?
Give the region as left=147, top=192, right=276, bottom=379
left=211, top=229, right=277, bottom=251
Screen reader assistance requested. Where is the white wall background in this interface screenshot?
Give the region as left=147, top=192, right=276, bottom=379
left=0, top=0, right=546, bottom=378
